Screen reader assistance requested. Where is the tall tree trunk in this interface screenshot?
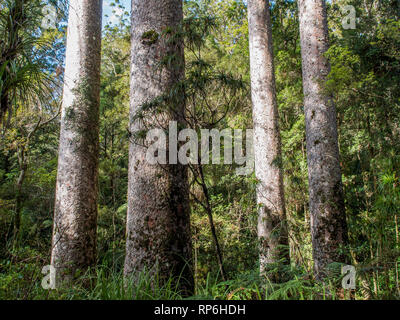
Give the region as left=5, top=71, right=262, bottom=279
left=124, top=0, right=194, bottom=295
left=51, top=0, right=102, bottom=285
left=248, top=0, right=290, bottom=280
left=298, top=0, right=349, bottom=280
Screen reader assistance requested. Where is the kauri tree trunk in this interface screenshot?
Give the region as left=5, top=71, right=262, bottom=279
left=298, top=0, right=349, bottom=280
left=51, top=0, right=102, bottom=285
left=248, top=0, right=290, bottom=280
left=124, top=0, right=194, bottom=295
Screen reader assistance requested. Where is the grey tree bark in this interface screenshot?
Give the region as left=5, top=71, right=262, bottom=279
left=248, top=0, right=290, bottom=279
left=124, top=0, right=194, bottom=294
left=298, top=0, right=349, bottom=280
left=51, top=0, right=102, bottom=285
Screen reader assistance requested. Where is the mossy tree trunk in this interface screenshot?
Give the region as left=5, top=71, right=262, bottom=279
left=248, top=0, right=290, bottom=280
left=298, top=0, right=349, bottom=280
left=51, top=0, right=102, bottom=286
left=124, top=0, right=194, bottom=295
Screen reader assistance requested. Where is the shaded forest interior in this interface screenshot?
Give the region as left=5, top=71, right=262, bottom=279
left=0, top=0, right=399, bottom=300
